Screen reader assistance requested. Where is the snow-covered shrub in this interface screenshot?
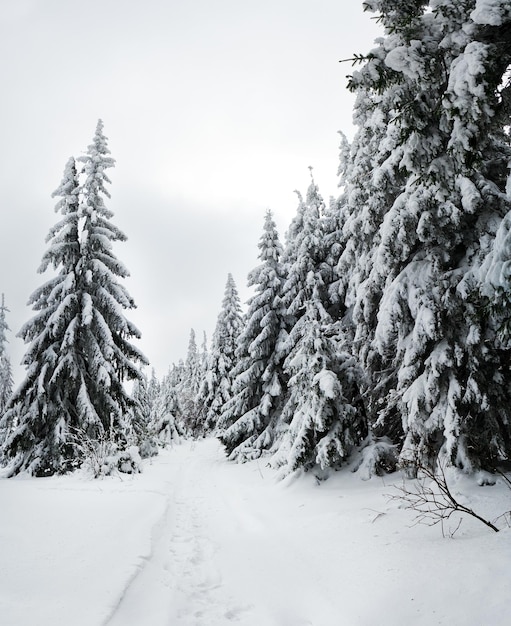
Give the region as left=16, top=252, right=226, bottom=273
left=89, top=445, right=143, bottom=477
left=70, top=429, right=142, bottom=477
left=353, top=437, right=398, bottom=480
left=152, top=412, right=181, bottom=448
left=111, top=446, right=142, bottom=475
left=138, top=437, right=159, bottom=459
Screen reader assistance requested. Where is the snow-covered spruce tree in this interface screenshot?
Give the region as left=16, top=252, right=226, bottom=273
left=272, top=283, right=365, bottom=475
left=282, top=174, right=328, bottom=322
left=130, top=371, right=158, bottom=458
left=132, top=371, right=150, bottom=424
left=277, top=180, right=330, bottom=419
left=238, top=180, right=335, bottom=460
left=199, top=274, right=244, bottom=433
left=280, top=180, right=318, bottom=326
left=192, top=331, right=210, bottom=435
left=323, top=132, right=351, bottom=321
left=176, top=329, right=202, bottom=436
left=0, top=156, right=84, bottom=474
left=218, top=210, right=287, bottom=460
left=0, top=294, right=13, bottom=416
left=335, top=37, right=411, bottom=446
left=200, top=331, right=208, bottom=373
left=149, top=368, right=182, bottom=446
left=341, top=1, right=511, bottom=471
left=147, top=368, right=161, bottom=413
left=1, top=122, right=148, bottom=475
left=271, top=176, right=366, bottom=474
left=470, top=0, right=511, bottom=463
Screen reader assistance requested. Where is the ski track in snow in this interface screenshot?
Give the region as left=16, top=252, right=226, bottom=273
left=105, top=443, right=249, bottom=626
left=105, top=445, right=269, bottom=625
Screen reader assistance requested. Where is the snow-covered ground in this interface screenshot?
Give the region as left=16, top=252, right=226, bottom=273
left=1, top=438, right=509, bottom=626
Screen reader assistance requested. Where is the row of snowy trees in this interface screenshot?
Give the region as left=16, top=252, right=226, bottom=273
left=190, top=0, right=511, bottom=477
left=338, top=0, right=511, bottom=472
left=205, top=196, right=368, bottom=475
left=2, top=0, right=511, bottom=479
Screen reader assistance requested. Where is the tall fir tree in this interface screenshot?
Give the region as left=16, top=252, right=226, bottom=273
left=130, top=370, right=159, bottom=458
left=199, top=274, right=244, bottom=433
left=150, top=367, right=182, bottom=446
left=218, top=211, right=287, bottom=460
left=282, top=173, right=328, bottom=322
left=272, top=284, right=365, bottom=475
left=272, top=177, right=366, bottom=473
left=339, top=1, right=511, bottom=471
left=0, top=294, right=13, bottom=416
left=1, top=121, right=148, bottom=475
left=176, top=329, right=202, bottom=435
left=335, top=39, right=408, bottom=442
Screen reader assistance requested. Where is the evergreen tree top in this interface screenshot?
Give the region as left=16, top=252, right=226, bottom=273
left=305, top=172, right=326, bottom=218
left=86, top=119, right=113, bottom=161
left=222, top=274, right=243, bottom=313
left=363, top=0, right=428, bottom=32
left=256, top=210, right=284, bottom=266
left=79, top=118, right=115, bottom=206
left=212, top=273, right=244, bottom=353
left=0, top=294, right=10, bottom=352
left=186, top=329, right=198, bottom=367
left=0, top=293, right=10, bottom=317
left=51, top=157, right=79, bottom=209
left=285, top=192, right=307, bottom=250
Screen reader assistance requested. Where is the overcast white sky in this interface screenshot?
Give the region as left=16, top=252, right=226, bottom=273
left=0, top=0, right=381, bottom=383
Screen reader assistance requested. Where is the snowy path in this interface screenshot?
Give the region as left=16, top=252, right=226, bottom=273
left=106, top=442, right=257, bottom=626
left=1, top=438, right=510, bottom=625
left=107, top=440, right=334, bottom=626
left=106, top=439, right=511, bottom=626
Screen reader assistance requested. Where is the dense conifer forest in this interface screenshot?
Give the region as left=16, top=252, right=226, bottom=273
left=1, top=0, right=511, bottom=481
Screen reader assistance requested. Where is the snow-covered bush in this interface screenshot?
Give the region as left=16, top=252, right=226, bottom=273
left=111, top=446, right=142, bottom=475
left=70, top=429, right=142, bottom=478
left=151, top=412, right=181, bottom=448
left=138, top=437, right=159, bottom=459
left=353, top=437, right=398, bottom=480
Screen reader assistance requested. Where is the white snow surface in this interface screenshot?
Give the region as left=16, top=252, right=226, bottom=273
left=1, top=438, right=510, bottom=626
